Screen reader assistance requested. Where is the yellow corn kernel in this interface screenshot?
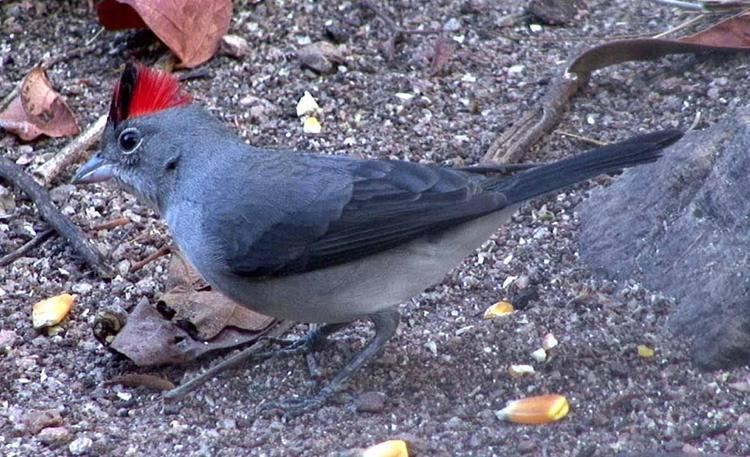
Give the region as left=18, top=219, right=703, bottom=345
left=483, top=300, right=514, bottom=319
left=32, top=294, right=74, bottom=329
left=637, top=344, right=655, bottom=358
left=303, top=116, right=322, bottom=134
left=496, top=394, right=570, bottom=425
left=362, top=440, right=409, bottom=457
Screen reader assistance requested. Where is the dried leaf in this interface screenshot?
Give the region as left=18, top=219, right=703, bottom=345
left=568, top=14, right=750, bottom=75
left=159, top=254, right=274, bottom=340
left=103, top=373, right=176, bottom=391
left=0, top=67, right=80, bottom=141
left=96, top=0, right=233, bottom=68
left=109, top=300, right=274, bottom=366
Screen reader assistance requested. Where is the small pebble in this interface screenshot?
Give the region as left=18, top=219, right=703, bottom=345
left=69, top=436, right=93, bottom=455
left=354, top=391, right=386, bottom=413
left=518, top=439, right=537, bottom=453
left=38, top=426, right=71, bottom=446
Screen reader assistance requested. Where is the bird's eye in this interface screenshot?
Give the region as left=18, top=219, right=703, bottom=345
left=118, top=128, right=141, bottom=154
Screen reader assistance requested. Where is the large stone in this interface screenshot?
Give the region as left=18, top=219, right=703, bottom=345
left=578, top=109, right=750, bottom=369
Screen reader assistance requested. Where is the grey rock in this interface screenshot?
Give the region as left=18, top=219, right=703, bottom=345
left=297, top=41, right=344, bottom=74
left=578, top=109, right=750, bottom=369
left=354, top=390, right=386, bottom=413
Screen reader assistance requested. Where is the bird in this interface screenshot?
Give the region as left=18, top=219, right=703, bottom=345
left=73, top=63, right=682, bottom=413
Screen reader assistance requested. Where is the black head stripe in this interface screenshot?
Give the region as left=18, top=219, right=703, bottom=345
left=109, top=63, right=139, bottom=127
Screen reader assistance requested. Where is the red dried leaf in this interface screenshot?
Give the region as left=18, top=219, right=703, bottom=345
left=679, top=13, right=750, bottom=48
left=96, top=0, right=233, bottom=68
left=95, top=0, right=146, bottom=29
left=0, top=67, right=80, bottom=141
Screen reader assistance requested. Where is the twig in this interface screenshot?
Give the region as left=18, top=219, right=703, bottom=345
left=651, top=0, right=705, bottom=10
left=130, top=245, right=171, bottom=273
left=164, top=320, right=296, bottom=399
left=356, top=0, right=442, bottom=60
left=40, top=44, right=98, bottom=70
left=0, top=157, right=113, bottom=278
left=178, top=68, right=212, bottom=82
left=90, top=217, right=131, bottom=231
left=0, top=228, right=56, bottom=267
left=33, top=114, right=108, bottom=184
left=557, top=130, right=609, bottom=146
left=484, top=72, right=585, bottom=163
left=652, top=13, right=707, bottom=38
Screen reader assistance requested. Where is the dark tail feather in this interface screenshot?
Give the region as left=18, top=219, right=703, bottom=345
left=491, top=129, right=683, bottom=203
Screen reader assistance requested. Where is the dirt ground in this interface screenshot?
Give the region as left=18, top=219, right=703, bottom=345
left=2, top=1, right=750, bottom=456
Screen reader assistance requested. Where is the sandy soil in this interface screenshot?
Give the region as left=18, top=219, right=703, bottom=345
left=1, top=1, right=749, bottom=456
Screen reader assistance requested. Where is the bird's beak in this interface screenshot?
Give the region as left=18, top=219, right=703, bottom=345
left=71, top=154, right=114, bottom=184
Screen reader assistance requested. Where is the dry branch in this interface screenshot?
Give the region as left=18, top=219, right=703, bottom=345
left=0, top=157, right=113, bottom=277
left=33, top=114, right=108, bottom=184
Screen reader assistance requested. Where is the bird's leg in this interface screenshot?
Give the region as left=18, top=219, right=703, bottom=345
left=258, top=322, right=350, bottom=358
left=272, top=309, right=401, bottom=417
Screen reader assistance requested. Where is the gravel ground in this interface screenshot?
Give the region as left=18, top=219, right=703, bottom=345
left=2, top=1, right=750, bottom=456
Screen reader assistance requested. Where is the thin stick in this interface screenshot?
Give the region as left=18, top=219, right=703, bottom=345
left=557, top=130, right=609, bottom=146
left=40, top=44, right=98, bottom=70
left=164, top=321, right=296, bottom=399
left=652, top=13, right=706, bottom=38
left=484, top=72, right=585, bottom=163
left=0, top=157, right=113, bottom=277
left=33, top=114, right=108, bottom=185
left=90, top=217, right=131, bottom=231
left=0, top=228, right=56, bottom=267
left=651, top=0, right=704, bottom=10
left=130, top=246, right=171, bottom=273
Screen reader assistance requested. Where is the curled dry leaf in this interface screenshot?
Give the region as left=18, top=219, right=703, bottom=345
left=108, top=299, right=274, bottom=366
left=0, top=67, right=80, bottom=141
left=104, top=252, right=276, bottom=366
left=96, top=0, right=233, bottom=68
left=159, top=253, right=274, bottom=340
left=568, top=13, right=750, bottom=75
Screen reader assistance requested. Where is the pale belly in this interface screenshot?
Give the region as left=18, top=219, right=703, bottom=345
left=190, top=206, right=519, bottom=323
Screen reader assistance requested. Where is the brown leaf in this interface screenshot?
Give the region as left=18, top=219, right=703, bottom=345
left=0, top=67, right=80, bottom=141
left=96, top=0, right=233, bottom=68
left=108, top=300, right=274, bottom=366
left=159, top=254, right=274, bottom=340
left=103, top=373, right=176, bottom=391
left=568, top=14, right=750, bottom=74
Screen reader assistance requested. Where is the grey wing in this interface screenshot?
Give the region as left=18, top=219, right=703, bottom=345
left=219, top=157, right=509, bottom=277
